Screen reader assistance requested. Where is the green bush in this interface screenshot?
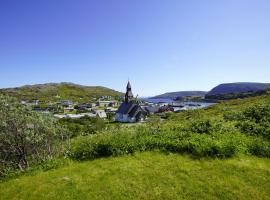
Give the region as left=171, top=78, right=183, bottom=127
left=0, top=95, right=69, bottom=177
left=248, top=138, right=270, bottom=157
left=190, top=119, right=212, bottom=134
left=69, top=124, right=260, bottom=160
left=58, top=116, right=106, bottom=138
left=225, top=104, right=270, bottom=139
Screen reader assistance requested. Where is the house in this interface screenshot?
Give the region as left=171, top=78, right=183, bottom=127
left=64, top=106, right=74, bottom=113
left=60, top=100, right=73, bottom=107
left=76, top=104, right=92, bottom=111
left=95, top=110, right=107, bottom=118
left=89, top=103, right=97, bottom=108
left=100, top=95, right=112, bottom=100
left=97, top=100, right=118, bottom=107
left=158, top=105, right=174, bottom=113
left=105, top=107, right=118, bottom=113
left=144, top=106, right=160, bottom=115
left=115, top=81, right=147, bottom=123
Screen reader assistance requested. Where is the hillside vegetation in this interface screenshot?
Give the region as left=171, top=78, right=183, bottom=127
left=0, top=82, right=123, bottom=102
left=0, top=92, right=270, bottom=199
left=70, top=92, right=270, bottom=161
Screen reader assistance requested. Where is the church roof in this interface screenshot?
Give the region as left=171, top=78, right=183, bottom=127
left=117, top=101, right=136, bottom=115
left=116, top=101, right=145, bottom=118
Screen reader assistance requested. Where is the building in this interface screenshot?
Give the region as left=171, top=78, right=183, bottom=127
left=95, top=110, right=107, bottom=118
left=97, top=100, right=118, bottom=107
left=144, top=106, right=160, bottom=115
left=60, top=100, right=73, bottom=107
left=115, top=81, right=146, bottom=123
left=76, top=104, right=92, bottom=111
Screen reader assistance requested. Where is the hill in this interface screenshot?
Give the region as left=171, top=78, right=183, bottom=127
left=152, top=91, right=207, bottom=99
left=0, top=152, right=269, bottom=200
left=207, top=82, right=270, bottom=95
left=0, top=82, right=123, bottom=102
left=205, top=82, right=270, bottom=100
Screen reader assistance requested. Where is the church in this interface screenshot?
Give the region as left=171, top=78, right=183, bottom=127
left=115, top=82, right=147, bottom=123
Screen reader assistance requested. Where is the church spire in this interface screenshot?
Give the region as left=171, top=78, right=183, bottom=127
left=127, top=81, right=131, bottom=88
left=125, top=81, right=133, bottom=103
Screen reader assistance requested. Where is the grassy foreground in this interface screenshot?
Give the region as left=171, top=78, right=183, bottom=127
left=1, top=152, right=270, bottom=200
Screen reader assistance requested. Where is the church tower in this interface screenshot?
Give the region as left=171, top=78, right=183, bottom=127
left=125, top=81, right=134, bottom=103
left=115, top=81, right=146, bottom=123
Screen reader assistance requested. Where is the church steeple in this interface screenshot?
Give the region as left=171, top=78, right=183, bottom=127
left=125, top=81, right=134, bottom=103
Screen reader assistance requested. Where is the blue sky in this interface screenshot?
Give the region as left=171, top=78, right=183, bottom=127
left=0, top=0, right=270, bottom=96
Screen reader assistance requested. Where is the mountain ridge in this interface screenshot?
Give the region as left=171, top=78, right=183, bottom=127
left=151, top=91, right=208, bottom=99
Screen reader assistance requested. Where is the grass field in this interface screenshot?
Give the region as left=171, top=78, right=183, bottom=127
left=1, top=152, right=270, bottom=200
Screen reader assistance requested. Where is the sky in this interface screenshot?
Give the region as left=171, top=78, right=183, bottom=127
left=0, top=0, right=270, bottom=96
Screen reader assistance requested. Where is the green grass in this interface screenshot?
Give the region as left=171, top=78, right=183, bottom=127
left=1, top=152, right=270, bottom=200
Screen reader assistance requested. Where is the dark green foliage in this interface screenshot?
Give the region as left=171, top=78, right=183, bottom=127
left=106, top=112, right=115, bottom=121
left=248, top=138, right=270, bottom=157
left=58, top=116, right=106, bottom=138
left=69, top=125, right=260, bottom=160
left=190, top=119, right=212, bottom=134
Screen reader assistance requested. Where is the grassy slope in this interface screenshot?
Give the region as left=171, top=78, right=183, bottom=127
left=1, top=152, right=270, bottom=200
left=171, top=92, right=270, bottom=121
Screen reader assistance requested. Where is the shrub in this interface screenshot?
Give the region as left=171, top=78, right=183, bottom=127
left=58, top=116, right=106, bottom=137
left=248, top=138, right=270, bottom=157
left=70, top=129, right=138, bottom=160
left=224, top=104, right=270, bottom=139
left=0, top=95, right=68, bottom=176
left=69, top=125, right=255, bottom=160
left=190, top=119, right=212, bottom=134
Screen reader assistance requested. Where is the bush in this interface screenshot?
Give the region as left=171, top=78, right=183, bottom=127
left=190, top=119, right=213, bottom=134
left=0, top=95, right=69, bottom=177
left=248, top=138, right=270, bottom=157
left=70, top=129, right=138, bottom=160
left=69, top=124, right=257, bottom=160
left=225, top=104, right=270, bottom=139
left=58, top=116, right=106, bottom=137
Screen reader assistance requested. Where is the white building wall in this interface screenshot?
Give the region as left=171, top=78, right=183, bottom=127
left=115, top=113, right=136, bottom=123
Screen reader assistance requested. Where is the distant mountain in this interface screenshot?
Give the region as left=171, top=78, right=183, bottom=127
left=0, top=82, right=123, bottom=102
left=152, top=91, right=208, bottom=99
left=207, top=82, right=270, bottom=95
